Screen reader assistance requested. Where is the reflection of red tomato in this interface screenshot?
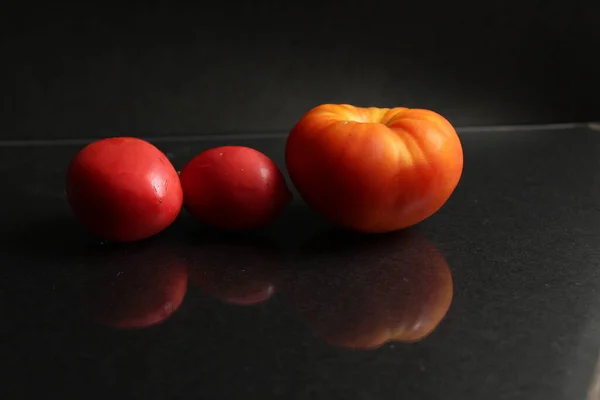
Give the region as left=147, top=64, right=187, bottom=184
left=180, top=146, right=292, bottom=230
left=82, top=241, right=188, bottom=329
left=286, top=104, right=463, bottom=233
left=187, top=234, right=282, bottom=306
left=66, top=137, right=183, bottom=242
left=286, top=230, right=452, bottom=349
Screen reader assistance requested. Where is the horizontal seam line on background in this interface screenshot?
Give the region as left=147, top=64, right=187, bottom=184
left=0, top=122, right=592, bottom=147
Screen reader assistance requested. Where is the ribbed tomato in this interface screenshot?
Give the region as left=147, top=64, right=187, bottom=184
left=66, top=137, right=183, bottom=242
left=286, top=104, right=463, bottom=233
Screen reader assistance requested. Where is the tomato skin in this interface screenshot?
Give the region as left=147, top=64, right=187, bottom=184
left=286, top=104, right=463, bottom=233
left=66, top=137, right=183, bottom=242
left=180, top=146, right=292, bottom=230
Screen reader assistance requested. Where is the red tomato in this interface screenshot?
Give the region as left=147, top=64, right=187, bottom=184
left=66, top=137, right=183, bottom=242
left=286, top=104, right=463, bottom=233
left=180, top=146, right=292, bottom=230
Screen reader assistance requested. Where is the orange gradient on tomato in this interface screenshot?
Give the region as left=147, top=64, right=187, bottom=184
left=286, top=104, right=463, bottom=233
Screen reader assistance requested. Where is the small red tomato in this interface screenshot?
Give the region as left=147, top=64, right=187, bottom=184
left=66, top=137, right=183, bottom=242
left=180, top=146, right=292, bottom=230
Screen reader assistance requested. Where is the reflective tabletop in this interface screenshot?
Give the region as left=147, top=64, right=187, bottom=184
left=2, top=124, right=600, bottom=399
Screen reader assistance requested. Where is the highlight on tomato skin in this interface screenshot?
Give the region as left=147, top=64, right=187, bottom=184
left=180, top=146, right=293, bottom=231
left=81, top=240, right=188, bottom=329
left=186, top=232, right=284, bottom=306
left=285, top=104, right=464, bottom=233
left=66, top=137, right=183, bottom=242
left=284, top=229, right=453, bottom=349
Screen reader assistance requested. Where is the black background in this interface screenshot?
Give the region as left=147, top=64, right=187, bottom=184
left=1, top=0, right=599, bottom=141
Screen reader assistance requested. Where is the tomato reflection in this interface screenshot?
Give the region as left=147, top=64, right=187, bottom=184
left=187, top=232, right=283, bottom=306
left=285, top=229, right=453, bottom=349
left=82, top=240, right=188, bottom=329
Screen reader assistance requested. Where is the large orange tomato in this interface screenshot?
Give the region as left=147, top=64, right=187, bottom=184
left=285, top=104, right=463, bottom=233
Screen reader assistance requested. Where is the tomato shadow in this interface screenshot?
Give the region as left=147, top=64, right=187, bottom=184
left=0, top=212, right=185, bottom=267
left=263, top=201, right=336, bottom=249
left=0, top=210, right=189, bottom=329
left=0, top=214, right=99, bottom=267
left=282, top=227, right=454, bottom=349
left=179, top=226, right=286, bottom=306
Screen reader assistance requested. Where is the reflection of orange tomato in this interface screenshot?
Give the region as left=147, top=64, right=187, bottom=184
left=82, top=241, right=188, bottom=329
left=286, top=104, right=463, bottom=233
left=187, top=234, right=282, bottom=306
left=286, top=230, right=453, bottom=349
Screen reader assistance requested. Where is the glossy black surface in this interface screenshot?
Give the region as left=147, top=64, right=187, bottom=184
left=2, top=125, right=600, bottom=399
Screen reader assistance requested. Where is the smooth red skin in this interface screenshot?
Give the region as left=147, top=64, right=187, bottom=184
left=286, top=231, right=453, bottom=349
left=180, top=146, right=292, bottom=230
left=83, top=254, right=188, bottom=329
left=286, top=104, right=464, bottom=233
left=66, top=137, right=183, bottom=242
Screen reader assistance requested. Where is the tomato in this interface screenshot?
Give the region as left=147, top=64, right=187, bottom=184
left=66, top=137, right=183, bottom=242
left=286, top=230, right=453, bottom=349
left=180, top=146, right=292, bottom=230
left=286, top=104, right=463, bottom=233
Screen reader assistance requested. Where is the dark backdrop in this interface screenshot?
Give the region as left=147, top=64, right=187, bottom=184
left=1, top=1, right=598, bottom=140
